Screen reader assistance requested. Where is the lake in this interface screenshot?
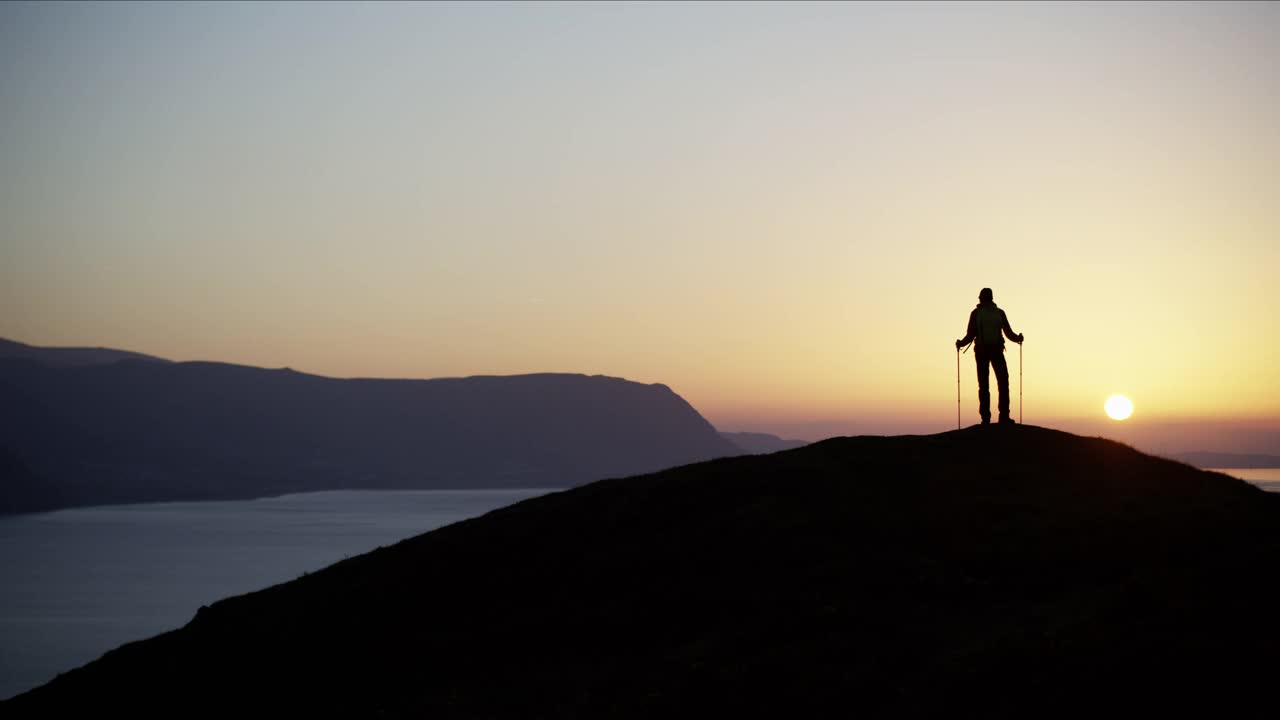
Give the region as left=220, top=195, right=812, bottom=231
left=1207, top=468, right=1280, bottom=494
left=0, top=488, right=555, bottom=700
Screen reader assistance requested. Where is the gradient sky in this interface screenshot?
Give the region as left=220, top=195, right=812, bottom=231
left=2, top=2, right=1277, bottom=447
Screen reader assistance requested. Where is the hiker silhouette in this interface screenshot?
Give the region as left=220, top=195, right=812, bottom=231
left=956, top=288, right=1023, bottom=425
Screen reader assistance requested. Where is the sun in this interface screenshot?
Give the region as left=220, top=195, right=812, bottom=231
left=1104, top=394, right=1134, bottom=421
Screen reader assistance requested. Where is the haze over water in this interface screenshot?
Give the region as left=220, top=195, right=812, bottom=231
left=1210, top=468, right=1280, bottom=493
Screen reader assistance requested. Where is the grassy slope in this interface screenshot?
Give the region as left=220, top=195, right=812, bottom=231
left=9, top=425, right=1280, bottom=717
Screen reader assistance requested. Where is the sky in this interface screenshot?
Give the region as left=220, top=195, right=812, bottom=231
left=2, top=1, right=1277, bottom=448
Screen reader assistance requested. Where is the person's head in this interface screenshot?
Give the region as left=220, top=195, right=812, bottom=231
left=979, top=288, right=994, bottom=303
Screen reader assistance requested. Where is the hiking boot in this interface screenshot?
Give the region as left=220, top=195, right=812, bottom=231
left=998, top=415, right=1015, bottom=425
left=980, top=417, right=991, bottom=426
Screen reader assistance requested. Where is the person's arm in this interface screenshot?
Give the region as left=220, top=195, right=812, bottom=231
left=1001, top=310, right=1024, bottom=344
left=956, top=310, right=977, bottom=349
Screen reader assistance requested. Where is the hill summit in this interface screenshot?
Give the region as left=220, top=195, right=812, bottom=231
left=8, top=425, right=1280, bottom=717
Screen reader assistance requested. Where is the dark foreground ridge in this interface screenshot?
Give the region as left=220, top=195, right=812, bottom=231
left=8, top=426, right=1280, bottom=717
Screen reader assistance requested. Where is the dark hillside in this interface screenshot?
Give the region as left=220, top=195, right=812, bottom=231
left=8, top=425, right=1280, bottom=717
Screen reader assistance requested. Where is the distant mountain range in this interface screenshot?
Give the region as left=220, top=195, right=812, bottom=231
left=719, top=431, right=808, bottom=454
left=9, top=425, right=1279, bottom=716
left=0, top=338, right=740, bottom=514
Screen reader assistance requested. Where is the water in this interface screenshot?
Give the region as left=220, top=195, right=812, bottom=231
left=0, top=489, right=554, bottom=700
left=1208, top=468, right=1280, bottom=494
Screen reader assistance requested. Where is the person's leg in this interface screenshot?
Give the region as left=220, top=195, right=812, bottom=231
left=993, top=349, right=1011, bottom=421
left=976, top=349, right=991, bottom=424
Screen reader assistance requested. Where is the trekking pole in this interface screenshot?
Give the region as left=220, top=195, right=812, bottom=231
left=955, top=341, right=972, bottom=429
left=1019, top=341, right=1023, bottom=425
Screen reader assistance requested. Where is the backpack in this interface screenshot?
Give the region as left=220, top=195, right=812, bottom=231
left=975, top=305, right=1004, bottom=346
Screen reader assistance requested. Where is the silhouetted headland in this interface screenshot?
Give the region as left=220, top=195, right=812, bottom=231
left=8, top=425, right=1278, bottom=717
left=0, top=337, right=172, bottom=368
left=0, top=339, right=739, bottom=514
left=0, top=447, right=61, bottom=515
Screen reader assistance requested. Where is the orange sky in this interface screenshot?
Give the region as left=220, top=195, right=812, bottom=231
left=2, top=2, right=1277, bottom=447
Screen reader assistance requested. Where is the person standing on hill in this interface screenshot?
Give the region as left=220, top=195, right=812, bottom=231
left=956, top=288, right=1024, bottom=425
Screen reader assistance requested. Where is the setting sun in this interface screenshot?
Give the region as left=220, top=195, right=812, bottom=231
left=1105, top=395, right=1134, bottom=421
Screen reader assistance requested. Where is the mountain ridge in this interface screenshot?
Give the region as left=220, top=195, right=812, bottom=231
left=0, top=356, right=739, bottom=514
left=0, top=337, right=171, bottom=367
